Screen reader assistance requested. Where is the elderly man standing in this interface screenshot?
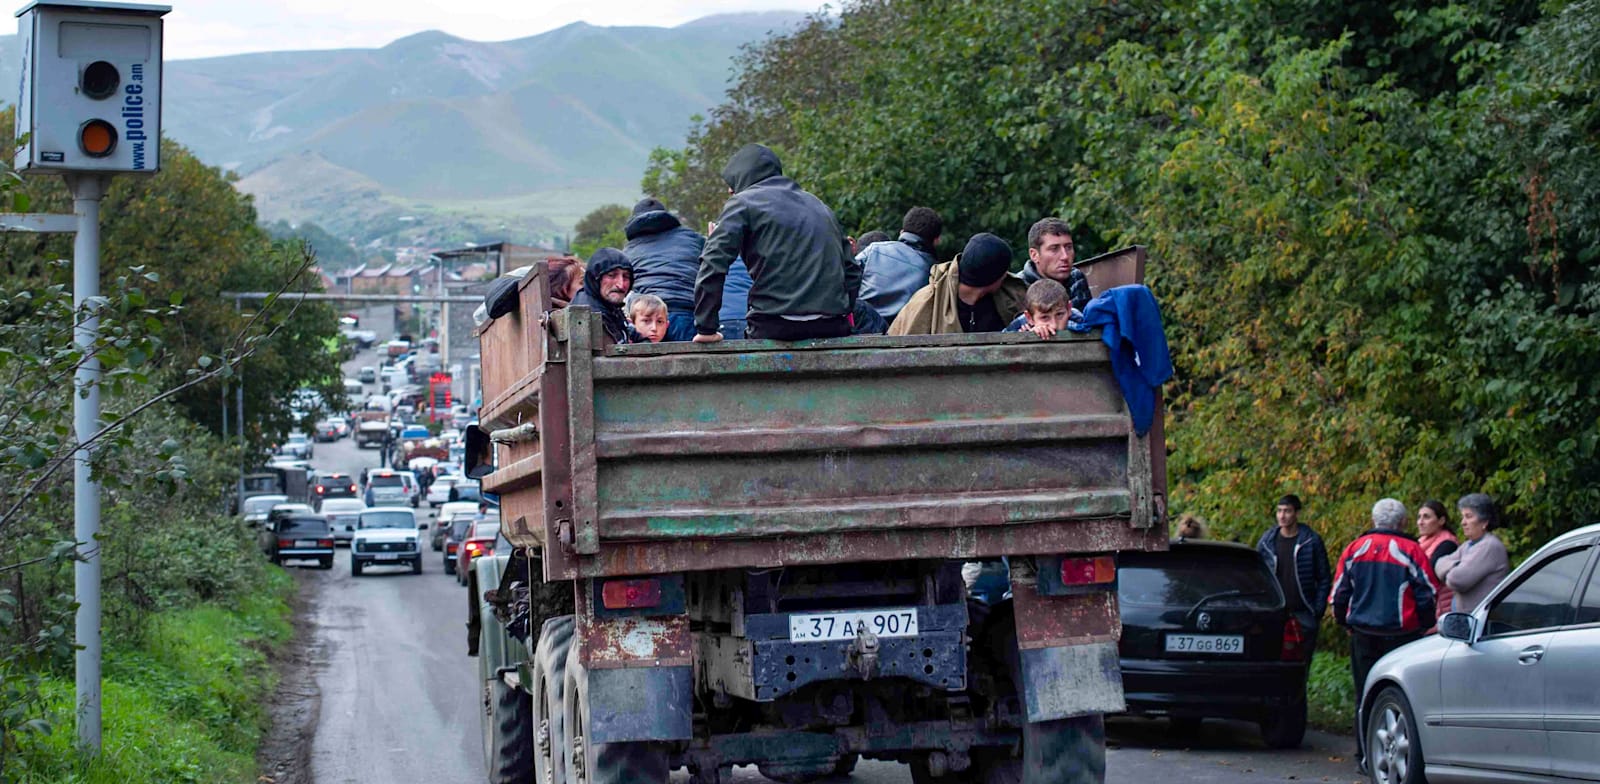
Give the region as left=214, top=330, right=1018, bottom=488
left=1330, top=498, right=1439, bottom=769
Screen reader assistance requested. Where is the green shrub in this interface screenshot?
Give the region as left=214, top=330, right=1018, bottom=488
left=1306, top=649, right=1356, bottom=733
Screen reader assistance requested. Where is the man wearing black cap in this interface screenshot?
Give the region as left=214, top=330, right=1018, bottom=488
left=623, top=197, right=706, bottom=342
left=888, top=233, right=1028, bottom=335
left=693, top=143, right=861, bottom=342
left=568, top=248, right=641, bottom=345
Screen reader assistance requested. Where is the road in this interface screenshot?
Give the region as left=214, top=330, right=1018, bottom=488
left=291, top=333, right=1363, bottom=784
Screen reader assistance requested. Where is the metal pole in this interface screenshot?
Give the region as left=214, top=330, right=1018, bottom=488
left=236, top=297, right=245, bottom=505
left=67, top=173, right=109, bottom=754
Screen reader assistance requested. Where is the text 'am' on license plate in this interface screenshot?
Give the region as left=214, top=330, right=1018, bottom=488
left=789, top=609, right=919, bottom=641
left=1165, top=634, right=1244, bottom=654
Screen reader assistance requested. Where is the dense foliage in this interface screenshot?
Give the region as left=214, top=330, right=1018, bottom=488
left=571, top=203, right=631, bottom=260
left=645, top=0, right=1600, bottom=555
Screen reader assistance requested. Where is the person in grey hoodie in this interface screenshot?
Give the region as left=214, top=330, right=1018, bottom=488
left=694, top=144, right=861, bottom=342
left=857, top=206, right=942, bottom=326
left=1433, top=493, right=1511, bottom=613
left=622, top=197, right=705, bottom=342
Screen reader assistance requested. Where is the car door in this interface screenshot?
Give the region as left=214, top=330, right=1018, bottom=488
left=1542, top=542, right=1600, bottom=780
left=1435, top=544, right=1589, bottom=777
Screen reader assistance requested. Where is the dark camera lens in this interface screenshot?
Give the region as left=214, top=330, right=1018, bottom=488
left=81, top=61, right=120, bottom=100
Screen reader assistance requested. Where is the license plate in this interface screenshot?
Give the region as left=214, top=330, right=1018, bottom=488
left=294, top=540, right=318, bottom=548
left=1165, top=634, right=1244, bottom=654
left=374, top=553, right=398, bottom=560
left=789, top=609, right=919, bottom=641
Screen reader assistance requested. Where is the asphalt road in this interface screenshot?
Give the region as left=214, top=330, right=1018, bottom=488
left=293, top=333, right=1363, bottom=784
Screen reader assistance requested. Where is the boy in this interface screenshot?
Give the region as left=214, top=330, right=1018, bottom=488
left=628, top=294, right=670, bottom=343
left=1003, top=278, right=1080, bottom=338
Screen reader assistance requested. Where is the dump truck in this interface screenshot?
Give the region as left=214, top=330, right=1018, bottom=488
left=466, top=247, right=1168, bottom=784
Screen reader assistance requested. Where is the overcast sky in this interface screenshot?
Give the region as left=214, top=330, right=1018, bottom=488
left=162, top=0, right=810, bottom=60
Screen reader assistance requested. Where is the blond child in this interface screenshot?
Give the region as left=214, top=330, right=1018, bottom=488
left=627, top=294, right=670, bottom=343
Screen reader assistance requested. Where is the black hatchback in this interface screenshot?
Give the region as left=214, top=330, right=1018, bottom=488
left=1116, top=540, right=1308, bottom=748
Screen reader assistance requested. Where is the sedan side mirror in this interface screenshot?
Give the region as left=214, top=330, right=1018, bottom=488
left=1438, top=612, right=1477, bottom=643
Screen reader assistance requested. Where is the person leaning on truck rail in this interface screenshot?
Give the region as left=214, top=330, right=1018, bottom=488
left=569, top=248, right=641, bottom=345
left=692, top=143, right=861, bottom=343
left=888, top=232, right=1027, bottom=335
left=1021, top=217, right=1092, bottom=312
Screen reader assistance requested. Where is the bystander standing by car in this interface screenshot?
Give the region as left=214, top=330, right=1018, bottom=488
left=1330, top=498, right=1438, bottom=772
left=1415, top=499, right=1460, bottom=621
left=1433, top=492, right=1510, bottom=614
left=1255, top=495, right=1332, bottom=657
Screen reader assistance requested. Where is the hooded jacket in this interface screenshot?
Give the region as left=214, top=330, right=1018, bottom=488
left=1021, top=259, right=1093, bottom=312
left=886, top=259, right=1027, bottom=337
left=694, top=144, right=861, bottom=334
left=857, top=232, right=937, bottom=322
left=623, top=208, right=705, bottom=312
left=568, top=248, right=639, bottom=344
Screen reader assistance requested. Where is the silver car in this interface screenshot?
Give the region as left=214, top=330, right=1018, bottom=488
left=1359, top=522, right=1600, bottom=784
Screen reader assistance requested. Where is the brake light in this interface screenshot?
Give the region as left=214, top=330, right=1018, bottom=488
left=602, top=579, right=663, bottom=610
left=464, top=542, right=482, bottom=555
left=277, top=539, right=293, bottom=548
left=1060, top=556, right=1117, bottom=586
left=315, top=485, right=326, bottom=494
left=348, top=485, right=357, bottom=493
left=318, top=539, right=334, bottom=548
left=1281, top=617, right=1305, bottom=661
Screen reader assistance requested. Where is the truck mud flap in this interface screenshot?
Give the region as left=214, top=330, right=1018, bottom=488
left=586, top=665, right=692, bottom=744
left=576, top=580, right=693, bottom=744
left=1012, top=579, right=1124, bottom=722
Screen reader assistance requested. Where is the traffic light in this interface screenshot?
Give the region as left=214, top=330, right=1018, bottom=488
left=14, top=1, right=169, bottom=174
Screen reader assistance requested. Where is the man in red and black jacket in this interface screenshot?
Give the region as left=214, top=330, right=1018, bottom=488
left=1330, top=497, right=1439, bottom=770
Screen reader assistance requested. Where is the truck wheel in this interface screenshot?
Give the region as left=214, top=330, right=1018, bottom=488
left=480, top=625, right=537, bottom=784
left=563, top=644, right=670, bottom=784
left=1259, top=699, right=1307, bottom=749
left=533, top=616, right=575, bottom=784
left=971, top=608, right=1107, bottom=784
left=910, top=754, right=978, bottom=783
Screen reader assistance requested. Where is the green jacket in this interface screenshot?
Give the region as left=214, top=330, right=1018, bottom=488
left=888, top=259, right=1028, bottom=336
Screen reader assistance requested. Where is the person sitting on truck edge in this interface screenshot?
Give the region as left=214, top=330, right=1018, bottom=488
left=623, top=197, right=706, bottom=342
left=1003, top=278, right=1081, bottom=338
left=568, top=247, right=641, bottom=345
left=857, top=207, right=943, bottom=327
left=888, top=232, right=1027, bottom=335
left=1022, top=217, right=1092, bottom=312
left=693, top=143, right=862, bottom=342
left=627, top=294, right=670, bottom=343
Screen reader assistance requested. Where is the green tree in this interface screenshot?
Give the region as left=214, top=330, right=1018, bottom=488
left=571, top=203, right=630, bottom=260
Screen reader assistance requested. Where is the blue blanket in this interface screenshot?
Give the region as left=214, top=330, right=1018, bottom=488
left=1068, top=285, right=1172, bottom=435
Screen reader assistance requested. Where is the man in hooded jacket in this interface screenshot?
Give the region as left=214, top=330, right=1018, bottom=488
left=889, top=233, right=1028, bottom=336
left=694, top=144, right=861, bottom=342
left=568, top=248, right=640, bottom=345
left=623, top=197, right=706, bottom=342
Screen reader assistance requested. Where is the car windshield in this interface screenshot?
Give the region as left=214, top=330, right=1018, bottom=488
left=360, top=510, right=415, bottom=529
left=243, top=496, right=286, bottom=515
left=450, top=519, right=474, bottom=539
left=369, top=475, right=403, bottom=487
left=1118, top=549, right=1283, bottom=610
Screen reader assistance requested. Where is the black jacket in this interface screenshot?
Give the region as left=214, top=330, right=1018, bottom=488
left=569, top=248, right=639, bottom=344
left=694, top=144, right=861, bottom=335
left=623, top=209, right=705, bottom=312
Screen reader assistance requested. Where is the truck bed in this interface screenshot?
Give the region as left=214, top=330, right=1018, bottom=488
left=478, top=247, right=1166, bottom=580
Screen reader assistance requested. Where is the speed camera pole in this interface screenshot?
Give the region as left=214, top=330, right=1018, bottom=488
left=14, top=0, right=170, bottom=754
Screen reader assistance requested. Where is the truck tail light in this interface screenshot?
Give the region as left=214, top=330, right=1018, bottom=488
left=1281, top=617, right=1305, bottom=661
left=1060, top=556, right=1116, bottom=586
left=602, top=579, right=662, bottom=610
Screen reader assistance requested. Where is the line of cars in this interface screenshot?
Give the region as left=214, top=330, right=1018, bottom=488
left=242, top=468, right=433, bottom=577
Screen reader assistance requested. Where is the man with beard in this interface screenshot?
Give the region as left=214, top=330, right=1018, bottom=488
left=569, top=247, right=640, bottom=345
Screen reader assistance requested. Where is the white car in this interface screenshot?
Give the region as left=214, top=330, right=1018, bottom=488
left=350, top=508, right=422, bottom=576
left=427, top=475, right=463, bottom=507
left=320, top=498, right=367, bottom=545
left=240, top=494, right=288, bottom=527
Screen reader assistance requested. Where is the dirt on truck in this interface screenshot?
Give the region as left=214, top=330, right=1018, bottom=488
left=464, top=247, right=1168, bottom=784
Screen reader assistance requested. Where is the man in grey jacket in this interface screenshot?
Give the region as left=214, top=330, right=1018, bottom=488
left=623, top=197, right=706, bottom=342
left=857, top=207, right=942, bottom=327
left=694, top=144, right=861, bottom=342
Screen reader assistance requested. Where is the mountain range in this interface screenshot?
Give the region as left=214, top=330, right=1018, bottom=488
left=0, top=12, right=802, bottom=245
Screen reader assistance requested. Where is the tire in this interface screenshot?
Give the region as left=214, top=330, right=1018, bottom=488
left=445, top=555, right=456, bottom=576
left=352, top=559, right=363, bottom=577
left=1366, top=687, right=1426, bottom=784
left=1260, top=699, right=1307, bottom=750
left=1168, top=716, right=1203, bottom=736
left=910, top=755, right=979, bottom=783
left=480, top=623, right=537, bottom=784
left=970, top=607, right=1107, bottom=784
left=533, top=616, right=576, bottom=784
left=412, top=558, right=423, bottom=575
left=563, top=643, right=670, bottom=784
left=320, top=556, right=333, bottom=570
